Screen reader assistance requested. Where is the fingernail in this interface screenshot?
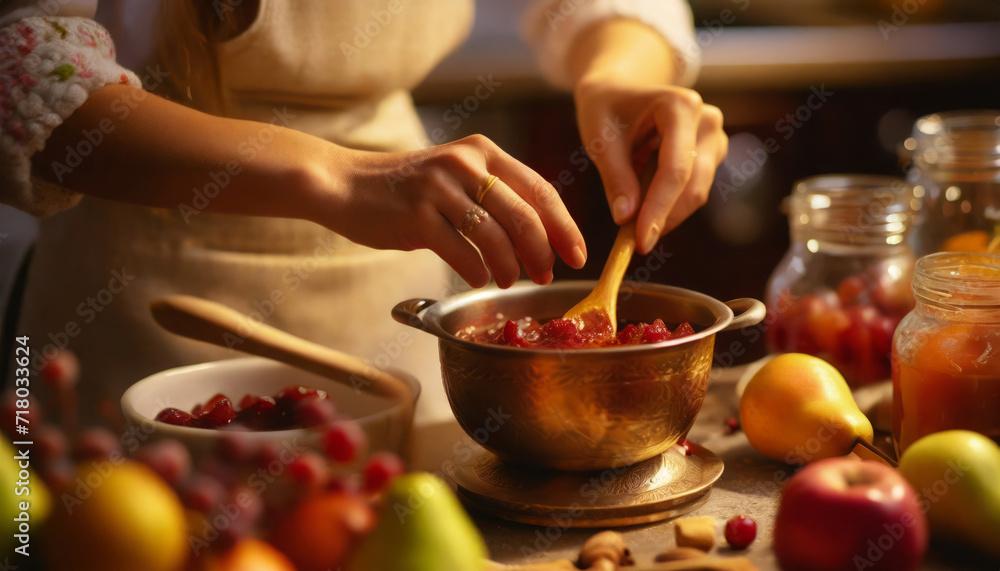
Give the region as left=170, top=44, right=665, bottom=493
left=642, top=224, right=660, bottom=254
left=612, top=195, right=631, bottom=223
left=571, top=243, right=587, bottom=268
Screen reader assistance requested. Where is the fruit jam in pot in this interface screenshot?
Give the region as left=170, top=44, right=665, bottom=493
left=891, top=252, right=1000, bottom=455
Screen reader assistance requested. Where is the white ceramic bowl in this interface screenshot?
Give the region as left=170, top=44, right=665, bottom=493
left=120, top=357, right=420, bottom=464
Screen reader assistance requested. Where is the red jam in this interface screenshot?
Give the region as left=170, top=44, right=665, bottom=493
left=155, top=385, right=329, bottom=431
left=468, top=315, right=696, bottom=349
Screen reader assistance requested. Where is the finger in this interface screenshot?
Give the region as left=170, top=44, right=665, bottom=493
left=486, top=153, right=588, bottom=272
left=420, top=213, right=492, bottom=288
left=440, top=198, right=523, bottom=288
left=476, top=177, right=555, bottom=285
left=589, top=130, right=642, bottom=226
left=660, top=147, right=716, bottom=234
left=700, top=104, right=728, bottom=165
left=636, top=97, right=701, bottom=254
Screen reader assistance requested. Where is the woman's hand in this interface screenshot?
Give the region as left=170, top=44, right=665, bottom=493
left=574, top=80, right=727, bottom=254
left=568, top=18, right=728, bottom=254
left=318, top=134, right=588, bottom=289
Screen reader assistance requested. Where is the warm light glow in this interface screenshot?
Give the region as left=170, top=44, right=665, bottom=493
left=961, top=200, right=972, bottom=214
left=886, top=235, right=903, bottom=245
left=913, top=185, right=925, bottom=198
left=799, top=214, right=809, bottom=225
left=809, top=195, right=832, bottom=209
left=807, top=239, right=819, bottom=253
left=903, top=137, right=917, bottom=151
left=945, top=186, right=961, bottom=202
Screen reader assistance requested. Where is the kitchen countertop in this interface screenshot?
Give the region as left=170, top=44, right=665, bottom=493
left=411, top=364, right=997, bottom=570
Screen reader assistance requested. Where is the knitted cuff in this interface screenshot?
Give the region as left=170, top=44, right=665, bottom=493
left=0, top=16, right=142, bottom=217
left=524, top=0, right=701, bottom=90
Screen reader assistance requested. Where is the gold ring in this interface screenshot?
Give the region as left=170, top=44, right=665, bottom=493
left=476, top=174, right=500, bottom=204
left=458, top=205, right=489, bottom=236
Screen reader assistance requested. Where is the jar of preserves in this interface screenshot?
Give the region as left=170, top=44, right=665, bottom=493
left=765, top=174, right=917, bottom=388
left=905, top=109, right=1000, bottom=256
left=891, top=252, right=1000, bottom=456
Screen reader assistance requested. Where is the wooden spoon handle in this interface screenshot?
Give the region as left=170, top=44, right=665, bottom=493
left=150, top=295, right=414, bottom=405
left=592, top=220, right=637, bottom=309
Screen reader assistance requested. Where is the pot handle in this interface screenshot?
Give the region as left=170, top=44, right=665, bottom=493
left=391, top=298, right=438, bottom=331
left=722, top=298, right=766, bottom=331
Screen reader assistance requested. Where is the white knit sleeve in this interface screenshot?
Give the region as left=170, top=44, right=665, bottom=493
left=523, top=0, right=701, bottom=90
left=0, top=16, right=142, bottom=217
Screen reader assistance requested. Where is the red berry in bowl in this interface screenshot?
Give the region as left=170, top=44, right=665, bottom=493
left=724, top=515, right=757, bottom=549
left=295, top=398, right=338, bottom=428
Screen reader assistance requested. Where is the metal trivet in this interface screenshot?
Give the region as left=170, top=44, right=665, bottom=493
left=447, top=442, right=724, bottom=527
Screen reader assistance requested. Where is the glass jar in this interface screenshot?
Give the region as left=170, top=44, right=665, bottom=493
left=765, top=174, right=917, bottom=388
left=905, top=109, right=1000, bottom=257
left=891, top=252, right=1000, bottom=456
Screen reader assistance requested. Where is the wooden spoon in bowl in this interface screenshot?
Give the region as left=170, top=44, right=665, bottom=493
left=562, top=156, right=657, bottom=337
left=149, top=295, right=415, bottom=412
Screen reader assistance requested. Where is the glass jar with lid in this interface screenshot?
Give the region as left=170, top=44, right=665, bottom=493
left=905, top=109, right=1000, bottom=256
left=765, top=174, right=917, bottom=388
left=891, top=252, right=1000, bottom=456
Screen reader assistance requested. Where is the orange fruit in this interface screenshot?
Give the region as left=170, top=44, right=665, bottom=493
left=44, top=460, right=188, bottom=571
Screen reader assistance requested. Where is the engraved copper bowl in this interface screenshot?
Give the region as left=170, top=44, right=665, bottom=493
left=393, top=281, right=765, bottom=471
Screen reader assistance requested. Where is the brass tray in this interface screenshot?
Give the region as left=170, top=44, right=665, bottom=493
left=447, top=442, right=724, bottom=527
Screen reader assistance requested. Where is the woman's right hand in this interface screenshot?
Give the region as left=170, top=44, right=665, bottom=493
left=312, top=134, right=588, bottom=289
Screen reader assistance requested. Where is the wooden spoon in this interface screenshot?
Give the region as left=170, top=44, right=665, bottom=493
left=561, top=221, right=636, bottom=337
left=562, top=157, right=658, bottom=337
left=149, top=295, right=415, bottom=410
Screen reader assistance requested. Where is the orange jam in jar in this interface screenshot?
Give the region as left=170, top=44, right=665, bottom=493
left=891, top=252, right=1000, bottom=455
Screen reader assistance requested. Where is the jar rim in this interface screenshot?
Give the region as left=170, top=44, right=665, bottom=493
left=913, top=251, right=1000, bottom=309
left=913, top=109, right=1000, bottom=137
left=908, top=109, right=1000, bottom=171
left=788, top=174, right=915, bottom=245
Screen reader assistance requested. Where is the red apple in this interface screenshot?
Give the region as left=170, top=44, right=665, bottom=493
left=774, top=458, right=928, bottom=571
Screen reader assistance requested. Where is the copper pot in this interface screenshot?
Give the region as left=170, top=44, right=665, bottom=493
left=393, top=281, right=765, bottom=471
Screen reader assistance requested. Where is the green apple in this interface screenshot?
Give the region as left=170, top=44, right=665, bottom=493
left=350, top=472, right=488, bottom=571
left=898, top=430, right=1000, bottom=560
left=0, top=436, right=51, bottom=557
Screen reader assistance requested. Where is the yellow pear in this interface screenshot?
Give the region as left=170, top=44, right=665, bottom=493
left=898, top=430, right=1000, bottom=560
left=350, top=472, right=488, bottom=571
left=739, top=353, right=874, bottom=465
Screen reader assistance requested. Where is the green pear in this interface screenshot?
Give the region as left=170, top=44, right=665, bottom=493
left=0, top=436, right=51, bottom=557
left=350, top=472, right=487, bottom=571
left=898, top=430, right=1000, bottom=560
left=739, top=353, right=874, bottom=465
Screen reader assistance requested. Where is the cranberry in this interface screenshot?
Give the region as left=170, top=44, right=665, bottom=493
left=501, top=320, right=530, bottom=347
left=642, top=319, right=672, bottom=343
left=724, top=515, right=757, bottom=549
left=677, top=438, right=695, bottom=456
left=287, top=451, right=329, bottom=486
left=322, top=421, right=367, bottom=463
left=295, top=398, right=338, bottom=428
left=199, top=397, right=236, bottom=428
left=155, top=407, right=202, bottom=427
left=362, top=452, right=405, bottom=493
left=672, top=322, right=696, bottom=339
